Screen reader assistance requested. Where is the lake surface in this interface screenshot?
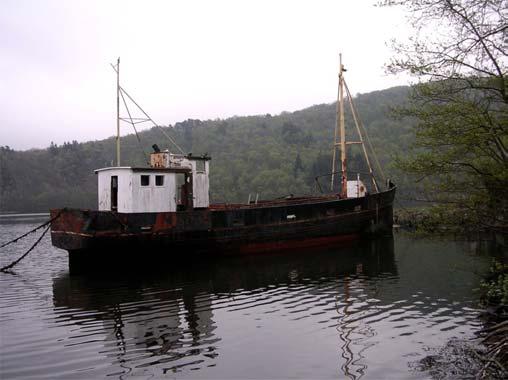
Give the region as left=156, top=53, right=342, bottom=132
left=0, top=219, right=494, bottom=379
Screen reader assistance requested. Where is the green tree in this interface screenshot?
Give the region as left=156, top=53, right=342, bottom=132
left=293, top=153, right=304, bottom=178
left=381, top=0, right=508, bottom=232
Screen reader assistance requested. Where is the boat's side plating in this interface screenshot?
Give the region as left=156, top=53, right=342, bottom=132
left=50, top=185, right=395, bottom=258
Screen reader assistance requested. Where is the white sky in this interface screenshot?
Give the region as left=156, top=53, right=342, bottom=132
left=0, top=0, right=409, bottom=150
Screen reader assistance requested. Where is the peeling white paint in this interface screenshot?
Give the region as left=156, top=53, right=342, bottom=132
left=95, top=156, right=210, bottom=213
left=347, top=179, right=367, bottom=198
left=191, top=160, right=210, bottom=208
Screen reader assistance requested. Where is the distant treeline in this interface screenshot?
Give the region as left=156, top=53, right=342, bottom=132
left=0, top=86, right=416, bottom=213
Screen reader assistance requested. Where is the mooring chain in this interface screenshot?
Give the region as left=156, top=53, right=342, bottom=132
left=0, top=224, right=52, bottom=273
left=0, top=209, right=64, bottom=273
left=0, top=210, right=63, bottom=249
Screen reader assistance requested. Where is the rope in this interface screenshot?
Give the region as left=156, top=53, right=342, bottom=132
left=1, top=224, right=51, bottom=272
left=0, top=210, right=63, bottom=249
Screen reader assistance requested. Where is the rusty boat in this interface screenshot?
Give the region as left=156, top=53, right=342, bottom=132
left=50, top=57, right=396, bottom=265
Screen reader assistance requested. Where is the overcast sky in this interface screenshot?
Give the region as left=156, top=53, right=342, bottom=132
left=1, top=0, right=410, bottom=151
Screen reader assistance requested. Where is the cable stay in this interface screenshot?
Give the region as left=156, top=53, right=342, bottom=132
left=118, top=86, right=149, bottom=162
left=118, top=84, right=185, bottom=155
left=110, top=59, right=184, bottom=167
left=343, top=80, right=386, bottom=185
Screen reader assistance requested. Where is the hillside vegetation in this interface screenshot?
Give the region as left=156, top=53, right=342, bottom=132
left=0, top=86, right=413, bottom=213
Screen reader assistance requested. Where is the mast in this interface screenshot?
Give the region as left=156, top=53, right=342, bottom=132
left=339, top=55, right=347, bottom=198
left=116, top=57, right=121, bottom=166
left=331, top=54, right=347, bottom=197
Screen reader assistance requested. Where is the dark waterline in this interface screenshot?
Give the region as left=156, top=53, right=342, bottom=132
left=0, top=221, right=493, bottom=379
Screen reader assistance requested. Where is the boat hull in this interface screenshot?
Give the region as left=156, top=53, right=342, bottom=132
left=50, top=186, right=395, bottom=261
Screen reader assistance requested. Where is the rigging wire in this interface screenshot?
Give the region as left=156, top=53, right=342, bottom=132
left=119, top=88, right=149, bottom=163
left=110, top=62, right=185, bottom=155
left=119, top=86, right=185, bottom=154
left=343, top=80, right=387, bottom=184
left=343, top=81, right=379, bottom=192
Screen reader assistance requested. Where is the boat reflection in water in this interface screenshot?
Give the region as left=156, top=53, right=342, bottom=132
left=52, top=237, right=396, bottom=379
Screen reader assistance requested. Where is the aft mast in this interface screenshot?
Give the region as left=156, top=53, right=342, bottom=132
left=338, top=55, right=347, bottom=198
left=331, top=54, right=347, bottom=197
left=116, top=57, right=121, bottom=166
left=330, top=55, right=380, bottom=196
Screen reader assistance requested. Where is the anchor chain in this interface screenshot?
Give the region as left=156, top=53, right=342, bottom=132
left=1, top=224, right=51, bottom=272
left=0, top=210, right=64, bottom=273
left=0, top=210, right=63, bottom=248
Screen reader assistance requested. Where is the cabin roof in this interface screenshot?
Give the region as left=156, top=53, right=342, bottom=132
left=94, top=166, right=191, bottom=174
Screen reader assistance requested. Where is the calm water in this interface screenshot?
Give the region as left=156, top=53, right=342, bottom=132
left=0, top=219, right=493, bottom=379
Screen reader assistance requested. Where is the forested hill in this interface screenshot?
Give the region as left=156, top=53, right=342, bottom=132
left=0, top=86, right=413, bottom=213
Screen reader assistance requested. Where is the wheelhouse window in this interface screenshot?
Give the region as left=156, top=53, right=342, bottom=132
left=155, top=175, right=164, bottom=186
left=140, top=175, right=150, bottom=186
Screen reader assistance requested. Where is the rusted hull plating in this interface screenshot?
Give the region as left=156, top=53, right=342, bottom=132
left=50, top=186, right=396, bottom=259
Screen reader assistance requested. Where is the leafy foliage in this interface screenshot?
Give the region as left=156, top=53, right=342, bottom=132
left=381, top=0, right=508, bottom=232
left=481, top=260, right=508, bottom=306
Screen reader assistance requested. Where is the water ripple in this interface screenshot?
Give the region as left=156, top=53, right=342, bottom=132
left=0, top=224, right=494, bottom=379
